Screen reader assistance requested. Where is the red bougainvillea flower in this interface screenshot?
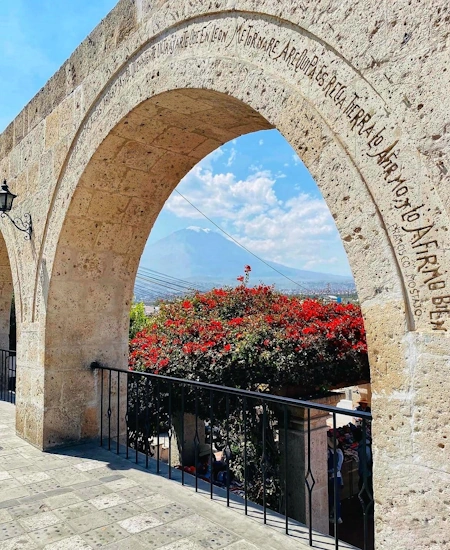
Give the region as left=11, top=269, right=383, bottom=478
left=128, top=266, right=369, bottom=394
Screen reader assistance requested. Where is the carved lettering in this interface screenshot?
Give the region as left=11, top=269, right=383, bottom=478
left=87, top=15, right=447, bottom=331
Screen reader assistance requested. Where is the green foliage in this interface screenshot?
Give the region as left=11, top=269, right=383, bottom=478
left=129, top=299, right=149, bottom=340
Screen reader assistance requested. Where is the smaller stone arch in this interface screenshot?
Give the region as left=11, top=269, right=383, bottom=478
left=0, top=231, right=16, bottom=403
left=0, top=232, right=14, bottom=351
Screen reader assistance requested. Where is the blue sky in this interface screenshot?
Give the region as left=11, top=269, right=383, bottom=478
left=0, top=0, right=352, bottom=276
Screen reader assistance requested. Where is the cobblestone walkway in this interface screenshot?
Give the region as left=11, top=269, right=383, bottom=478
left=0, top=401, right=351, bottom=550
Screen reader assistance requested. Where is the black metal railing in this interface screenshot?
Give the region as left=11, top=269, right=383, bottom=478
left=0, top=349, right=16, bottom=403
left=92, top=363, right=373, bottom=550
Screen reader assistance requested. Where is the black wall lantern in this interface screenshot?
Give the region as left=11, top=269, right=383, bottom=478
left=0, top=181, right=32, bottom=239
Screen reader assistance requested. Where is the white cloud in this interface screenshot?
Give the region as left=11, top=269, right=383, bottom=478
left=165, top=166, right=349, bottom=274
left=292, top=154, right=300, bottom=166
left=226, top=148, right=236, bottom=167
left=303, top=256, right=339, bottom=269
left=166, top=166, right=278, bottom=221
left=259, top=139, right=264, bottom=145
left=186, top=226, right=211, bottom=233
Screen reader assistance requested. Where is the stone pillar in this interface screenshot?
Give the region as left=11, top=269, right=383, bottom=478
left=279, top=401, right=331, bottom=534
left=0, top=242, right=12, bottom=353
left=171, top=412, right=205, bottom=467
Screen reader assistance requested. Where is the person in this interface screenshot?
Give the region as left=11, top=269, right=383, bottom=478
left=327, top=432, right=344, bottom=524
left=197, top=443, right=214, bottom=480
left=353, top=428, right=373, bottom=514
left=356, top=399, right=371, bottom=413
left=196, top=443, right=227, bottom=483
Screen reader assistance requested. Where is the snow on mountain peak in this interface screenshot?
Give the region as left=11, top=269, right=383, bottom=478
left=186, top=226, right=211, bottom=233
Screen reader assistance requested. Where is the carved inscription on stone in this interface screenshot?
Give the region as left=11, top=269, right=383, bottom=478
left=84, top=14, right=447, bottom=331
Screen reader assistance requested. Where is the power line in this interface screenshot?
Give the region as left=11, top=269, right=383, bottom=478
left=137, top=268, right=200, bottom=292
left=137, top=273, right=192, bottom=292
left=173, top=189, right=313, bottom=295
left=134, top=266, right=205, bottom=303
left=135, top=274, right=189, bottom=294
left=134, top=278, right=178, bottom=297
left=139, top=266, right=206, bottom=291
left=134, top=281, right=165, bottom=295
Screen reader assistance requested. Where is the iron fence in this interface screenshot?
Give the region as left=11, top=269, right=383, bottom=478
left=0, top=349, right=16, bottom=404
left=91, top=363, right=373, bottom=550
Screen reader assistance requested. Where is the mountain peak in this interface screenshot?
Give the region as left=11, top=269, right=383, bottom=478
left=186, top=226, right=211, bottom=233
left=139, top=227, right=355, bottom=293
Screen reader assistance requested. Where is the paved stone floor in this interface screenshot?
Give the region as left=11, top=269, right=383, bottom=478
left=0, top=402, right=353, bottom=549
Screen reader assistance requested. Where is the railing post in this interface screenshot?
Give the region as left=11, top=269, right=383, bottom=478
left=90, top=362, right=127, bottom=449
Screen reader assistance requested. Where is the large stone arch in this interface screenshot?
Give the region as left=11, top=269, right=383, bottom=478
left=0, top=2, right=449, bottom=548
left=43, top=79, right=402, bottom=436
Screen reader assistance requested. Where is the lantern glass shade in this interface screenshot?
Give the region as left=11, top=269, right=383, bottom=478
left=0, top=182, right=16, bottom=213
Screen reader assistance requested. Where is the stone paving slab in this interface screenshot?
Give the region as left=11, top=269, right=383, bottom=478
left=0, top=401, right=355, bottom=549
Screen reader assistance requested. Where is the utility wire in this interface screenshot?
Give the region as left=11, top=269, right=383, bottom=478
left=139, top=266, right=206, bottom=291
left=137, top=268, right=200, bottom=292
left=136, top=275, right=196, bottom=295
left=136, top=267, right=196, bottom=296
left=135, top=274, right=189, bottom=294
left=134, top=281, right=166, bottom=295
left=134, top=282, right=168, bottom=299
left=134, top=279, right=175, bottom=297
left=137, top=273, right=193, bottom=292
left=173, top=189, right=313, bottom=295
left=135, top=267, right=202, bottom=301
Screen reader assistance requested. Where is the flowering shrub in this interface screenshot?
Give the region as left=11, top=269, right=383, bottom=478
left=129, top=268, right=369, bottom=395
left=128, top=269, right=368, bottom=510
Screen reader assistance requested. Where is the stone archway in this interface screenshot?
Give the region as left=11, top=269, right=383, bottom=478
left=44, top=82, right=398, bottom=433
left=0, top=3, right=449, bottom=548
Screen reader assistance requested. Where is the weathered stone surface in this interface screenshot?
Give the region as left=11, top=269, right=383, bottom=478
left=0, top=2, right=449, bottom=548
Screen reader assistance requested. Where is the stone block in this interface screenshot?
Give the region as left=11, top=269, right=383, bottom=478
left=117, top=141, right=165, bottom=172
left=27, top=66, right=67, bottom=132
left=151, top=126, right=207, bottom=155
left=0, top=123, right=14, bottom=159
